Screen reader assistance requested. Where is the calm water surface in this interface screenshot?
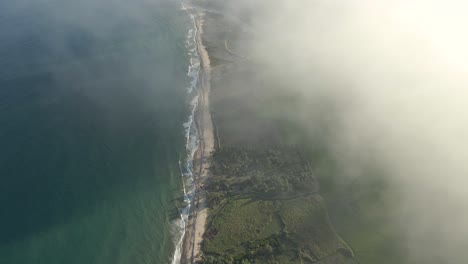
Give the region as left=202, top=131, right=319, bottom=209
left=0, top=0, right=190, bottom=263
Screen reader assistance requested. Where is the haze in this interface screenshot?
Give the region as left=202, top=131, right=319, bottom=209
left=230, top=0, right=468, bottom=263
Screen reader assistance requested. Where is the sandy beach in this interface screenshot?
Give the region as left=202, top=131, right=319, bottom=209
left=180, top=8, right=214, bottom=264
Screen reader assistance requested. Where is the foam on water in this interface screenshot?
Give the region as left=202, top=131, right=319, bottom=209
left=171, top=10, right=200, bottom=264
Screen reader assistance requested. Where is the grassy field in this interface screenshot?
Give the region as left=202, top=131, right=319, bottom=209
left=204, top=198, right=282, bottom=254
left=201, top=190, right=355, bottom=263
left=279, top=196, right=350, bottom=260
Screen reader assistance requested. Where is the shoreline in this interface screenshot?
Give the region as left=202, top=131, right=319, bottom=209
left=180, top=7, right=214, bottom=264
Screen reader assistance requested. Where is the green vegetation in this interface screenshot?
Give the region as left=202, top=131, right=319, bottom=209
left=279, top=196, right=349, bottom=260
left=208, top=147, right=316, bottom=200
left=199, top=148, right=355, bottom=264
left=204, top=198, right=282, bottom=254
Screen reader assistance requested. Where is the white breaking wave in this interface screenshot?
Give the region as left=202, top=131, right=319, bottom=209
left=171, top=9, right=201, bottom=264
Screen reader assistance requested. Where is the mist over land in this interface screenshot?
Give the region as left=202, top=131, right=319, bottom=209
left=1, top=0, right=467, bottom=263
left=215, top=0, right=468, bottom=262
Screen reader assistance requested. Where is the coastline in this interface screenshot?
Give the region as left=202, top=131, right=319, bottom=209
left=180, top=7, right=214, bottom=264
left=177, top=1, right=360, bottom=263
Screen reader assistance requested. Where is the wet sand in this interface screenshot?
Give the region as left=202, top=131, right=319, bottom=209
left=180, top=9, right=214, bottom=264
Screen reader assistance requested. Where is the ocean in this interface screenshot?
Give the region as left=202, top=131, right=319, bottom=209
left=0, top=0, right=194, bottom=263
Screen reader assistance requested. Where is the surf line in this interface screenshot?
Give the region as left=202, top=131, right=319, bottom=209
left=171, top=6, right=201, bottom=264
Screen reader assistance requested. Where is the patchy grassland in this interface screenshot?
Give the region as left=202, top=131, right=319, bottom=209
left=199, top=147, right=356, bottom=264
left=204, top=198, right=282, bottom=254
left=279, top=196, right=350, bottom=260
left=201, top=191, right=356, bottom=263
left=202, top=196, right=354, bottom=263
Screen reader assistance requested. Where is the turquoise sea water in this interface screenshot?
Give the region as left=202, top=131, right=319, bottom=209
left=0, top=0, right=191, bottom=263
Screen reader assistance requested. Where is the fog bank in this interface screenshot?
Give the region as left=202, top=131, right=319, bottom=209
left=244, top=0, right=468, bottom=262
